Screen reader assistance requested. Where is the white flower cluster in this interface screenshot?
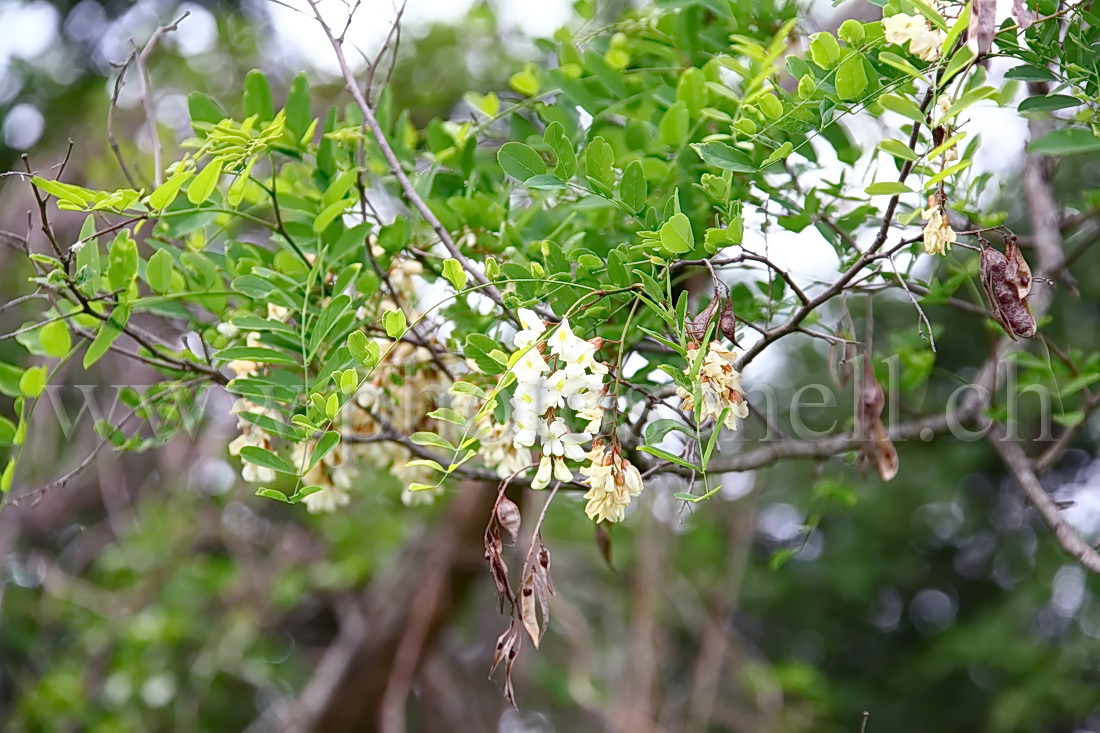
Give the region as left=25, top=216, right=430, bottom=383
left=581, top=439, right=644, bottom=524
left=883, top=13, right=945, bottom=62
left=677, top=341, right=750, bottom=431
left=510, top=309, right=607, bottom=489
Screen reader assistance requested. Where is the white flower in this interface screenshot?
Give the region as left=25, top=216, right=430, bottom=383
left=217, top=322, right=239, bottom=338
left=302, top=484, right=351, bottom=513
left=543, top=418, right=590, bottom=460
left=514, top=308, right=546, bottom=348
left=531, top=454, right=573, bottom=489
left=921, top=204, right=956, bottom=255
left=267, top=303, right=291, bottom=322
left=677, top=342, right=750, bottom=432
left=882, top=13, right=945, bottom=62
left=581, top=441, right=644, bottom=523
left=513, top=348, right=550, bottom=378
left=229, top=430, right=276, bottom=484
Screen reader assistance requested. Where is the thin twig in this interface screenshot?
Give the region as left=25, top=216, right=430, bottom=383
left=131, top=11, right=191, bottom=188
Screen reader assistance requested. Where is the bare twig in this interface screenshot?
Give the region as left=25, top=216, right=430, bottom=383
left=130, top=11, right=191, bottom=188
left=302, top=0, right=514, bottom=321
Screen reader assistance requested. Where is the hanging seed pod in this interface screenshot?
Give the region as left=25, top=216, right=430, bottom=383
left=980, top=244, right=1037, bottom=340
left=1011, top=0, right=1036, bottom=28
left=718, top=295, right=738, bottom=344
left=968, top=0, right=996, bottom=55
left=1003, top=235, right=1032, bottom=300
left=686, top=296, right=719, bottom=344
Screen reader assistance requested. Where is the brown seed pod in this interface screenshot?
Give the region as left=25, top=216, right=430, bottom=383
left=980, top=244, right=1036, bottom=340
left=686, top=297, right=719, bottom=344
left=719, top=296, right=738, bottom=344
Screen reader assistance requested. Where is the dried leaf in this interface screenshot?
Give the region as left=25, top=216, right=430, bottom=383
left=496, top=497, right=522, bottom=543
left=968, top=0, right=996, bottom=56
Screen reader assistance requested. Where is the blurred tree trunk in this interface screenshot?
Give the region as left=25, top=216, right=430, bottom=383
left=288, top=479, right=500, bottom=733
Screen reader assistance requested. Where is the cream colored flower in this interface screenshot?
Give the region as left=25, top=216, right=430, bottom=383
left=293, top=440, right=357, bottom=514
left=676, top=342, right=750, bottom=431
left=883, top=13, right=945, bottom=62
left=581, top=441, right=644, bottom=523
left=921, top=204, right=956, bottom=255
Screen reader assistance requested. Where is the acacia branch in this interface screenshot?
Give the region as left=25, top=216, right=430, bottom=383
left=303, top=1, right=513, bottom=320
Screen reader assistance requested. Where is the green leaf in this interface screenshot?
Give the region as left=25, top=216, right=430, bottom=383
left=659, top=213, right=695, bottom=254
left=835, top=54, right=868, bottom=100
left=619, top=160, right=647, bottom=212
left=309, top=431, right=341, bottom=469
left=638, top=445, right=700, bottom=471
left=383, top=308, right=407, bottom=338
left=1018, top=94, right=1080, bottom=113
left=1027, top=128, right=1100, bottom=156
left=809, top=32, right=841, bottom=68
left=214, top=347, right=299, bottom=366
left=442, top=258, right=467, bottom=290
left=18, top=365, right=46, bottom=398
left=0, top=417, right=15, bottom=447
left=878, top=139, right=919, bottom=161
left=187, top=92, right=225, bottom=130
left=878, top=94, right=926, bottom=123
left=606, top=248, right=630, bottom=286
left=865, top=181, right=913, bottom=196
left=148, top=169, right=194, bottom=210
left=255, top=487, right=292, bottom=503
left=645, top=418, right=691, bottom=444
left=585, top=136, right=615, bottom=189
left=1004, top=65, right=1058, bottom=82
left=30, top=177, right=96, bottom=207
left=0, top=458, right=14, bottom=492
left=524, top=174, right=567, bottom=190
left=83, top=304, right=130, bottom=369
left=465, top=334, right=506, bottom=375
left=676, top=67, right=707, bottom=116
left=409, top=431, right=456, bottom=450
left=146, top=249, right=174, bottom=294
left=39, top=320, right=71, bottom=358
left=187, top=159, right=224, bottom=205
left=660, top=102, right=690, bottom=147
left=313, top=198, right=353, bottom=233
left=348, top=331, right=380, bottom=367
left=451, top=381, right=486, bottom=399
left=428, top=407, right=467, bottom=426
left=877, top=51, right=924, bottom=78
left=692, top=142, right=757, bottom=173
left=243, top=69, right=275, bottom=121
left=838, top=19, right=865, bottom=44
left=285, top=72, right=312, bottom=141
left=544, top=121, right=577, bottom=179
left=497, top=142, right=547, bottom=180
left=240, top=445, right=297, bottom=475
left=106, top=230, right=138, bottom=292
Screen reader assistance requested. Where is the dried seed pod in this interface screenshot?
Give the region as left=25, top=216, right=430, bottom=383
left=980, top=244, right=1036, bottom=340
left=686, top=297, right=719, bottom=344
left=1011, top=0, right=1036, bottom=28
left=968, top=0, right=996, bottom=55
left=718, top=296, right=738, bottom=344
left=496, top=497, right=522, bottom=543
left=1004, top=235, right=1032, bottom=299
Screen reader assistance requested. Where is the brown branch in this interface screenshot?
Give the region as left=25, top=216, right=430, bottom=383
left=985, top=419, right=1100, bottom=574
left=131, top=11, right=190, bottom=188
left=302, top=0, right=514, bottom=321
